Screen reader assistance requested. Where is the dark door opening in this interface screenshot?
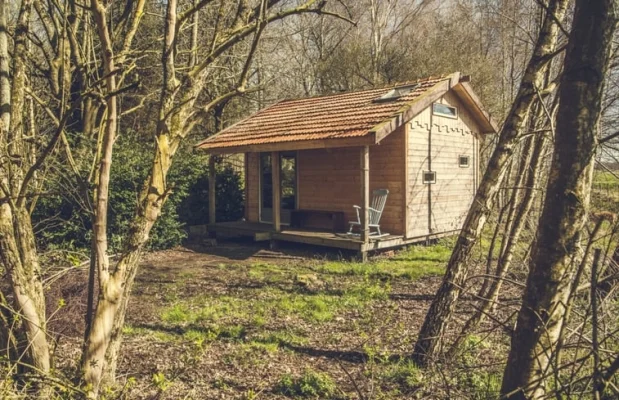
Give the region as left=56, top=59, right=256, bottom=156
left=260, top=152, right=297, bottom=224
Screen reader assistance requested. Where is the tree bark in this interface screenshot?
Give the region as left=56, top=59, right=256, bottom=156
left=501, top=0, right=617, bottom=398
left=80, top=0, right=120, bottom=395
left=0, top=0, right=51, bottom=386
left=412, top=0, right=569, bottom=366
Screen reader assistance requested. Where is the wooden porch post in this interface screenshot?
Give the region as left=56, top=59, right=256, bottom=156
left=360, top=146, right=370, bottom=248
left=271, top=151, right=281, bottom=232
left=208, top=155, right=216, bottom=224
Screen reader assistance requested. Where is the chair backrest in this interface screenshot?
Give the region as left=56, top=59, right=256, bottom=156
left=369, top=189, right=389, bottom=224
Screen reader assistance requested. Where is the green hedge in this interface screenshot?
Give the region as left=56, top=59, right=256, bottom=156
left=33, top=133, right=244, bottom=252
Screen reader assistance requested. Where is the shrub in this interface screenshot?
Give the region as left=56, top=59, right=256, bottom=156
left=177, top=163, right=244, bottom=225
left=32, top=132, right=244, bottom=252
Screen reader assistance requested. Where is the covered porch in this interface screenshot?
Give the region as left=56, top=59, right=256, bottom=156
left=207, top=144, right=382, bottom=259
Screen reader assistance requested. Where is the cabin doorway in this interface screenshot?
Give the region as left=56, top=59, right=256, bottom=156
left=260, top=152, right=297, bottom=225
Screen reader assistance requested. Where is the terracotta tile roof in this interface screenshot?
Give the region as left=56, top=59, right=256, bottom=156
left=196, top=74, right=452, bottom=151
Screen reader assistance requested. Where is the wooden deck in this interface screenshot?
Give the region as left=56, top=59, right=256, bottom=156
left=206, top=221, right=457, bottom=253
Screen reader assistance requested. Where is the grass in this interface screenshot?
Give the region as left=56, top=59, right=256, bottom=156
left=382, top=360, right=424, bottom=390
left=146, top=242, right=451, bottom=352
left=317, top=240, right=453, bottom=280
left=594, top=170, right=619, bottom=186
left=275, top=369, right=339, bottom=398
left=120, top=240, right=477, bottom=398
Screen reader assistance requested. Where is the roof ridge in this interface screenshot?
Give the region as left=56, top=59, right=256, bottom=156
left=275, top=74, right=453, bottom=104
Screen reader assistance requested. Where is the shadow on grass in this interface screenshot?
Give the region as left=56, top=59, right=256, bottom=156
left=132, top=322, right=410, bottom=365
left=389, top=293, right=436, bottom=301
left=133, top=322, right=248, bottom=340
left=277, top=343, right=407, bottom=364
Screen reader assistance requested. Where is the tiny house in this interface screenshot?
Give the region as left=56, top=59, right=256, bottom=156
left=197, top=73, right=497, bottom=258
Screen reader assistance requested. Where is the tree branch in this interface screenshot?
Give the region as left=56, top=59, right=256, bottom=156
left=17, top=110, right=71, bottom=207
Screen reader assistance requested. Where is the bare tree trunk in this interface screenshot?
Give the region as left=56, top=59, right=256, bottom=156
left=0, top=0, right=51, bottom=386
left=501, top=0, right=617, bottom=397
left=80, top=0, right=119, bottom=395
left=412, top=0, right=569, bottom=366
left=99, top=0, right=181, bottom=378
left=0, top=0, right=8, bottom=131
left=81, top=0, right=177, bottom=392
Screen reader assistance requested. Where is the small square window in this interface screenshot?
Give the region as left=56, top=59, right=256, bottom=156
left=432, top=103, right=458, bottom=119
left=423, top=171, right=436, bottom=184
left=459, top=155, right=470, bottom=168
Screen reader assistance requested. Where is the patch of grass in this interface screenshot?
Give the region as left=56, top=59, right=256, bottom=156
left=271, top=279, right=390, bottom=323
left=152, top=331, right=178, bottom=342
left=160, top=274, right=391, bottom=330
left=246, top=340, right=279, bottom=354
left=122, top=325, right=150, bottom=336
left=318, top=241, right=452, bottom=280
left=218, top=324, right=246, bottom=340
left=454, top=334, right=502, bottom=399
left=594, top=170, right=619, bottom=186
left=394, top=240, right=454, bottom=263
left=183, top=328, right=217, bottom=346
left=276, top=295, right=334, bottom=322
left=178, top=271, right=196, bottom=280
left=160, top=303, right=193, bottom=324
left=275, top=369, right=338, bottom=398
left=382, top=360, right=424, bottom=390
left=160, top=296, right=246, bottom=326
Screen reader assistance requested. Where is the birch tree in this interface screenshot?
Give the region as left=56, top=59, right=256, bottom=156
left=501, top=0, right=618, bottom=397
left=412, top=0, right=569, bottom=366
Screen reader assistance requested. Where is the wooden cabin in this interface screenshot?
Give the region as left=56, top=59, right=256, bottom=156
left=196, top=72, right=498, bottom=259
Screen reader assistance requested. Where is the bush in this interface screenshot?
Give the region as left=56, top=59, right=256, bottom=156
left=33, top=132, right=244, bottom=252
left=178, top=163, right=244, bottom=226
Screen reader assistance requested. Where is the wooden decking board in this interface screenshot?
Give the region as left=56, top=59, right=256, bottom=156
left=207, top=221, right=456, bottom=253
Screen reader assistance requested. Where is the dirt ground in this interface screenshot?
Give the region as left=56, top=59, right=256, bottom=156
left=49, top=238, right=511, bottom=399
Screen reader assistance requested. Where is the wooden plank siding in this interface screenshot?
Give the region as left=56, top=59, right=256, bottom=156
left=369, top=125, right=406, bottom=235
left=407, top=108, right=431, bottom=238
left=406, top=91, right=482, bottom=238
left=297, top=147, right=361, bottom=227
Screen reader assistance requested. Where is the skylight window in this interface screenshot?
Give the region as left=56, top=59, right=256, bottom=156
left=374, top=84, right=419, bottom=102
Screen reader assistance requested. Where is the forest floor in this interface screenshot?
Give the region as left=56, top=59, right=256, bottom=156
left=50, top=238, right=516, bottom=399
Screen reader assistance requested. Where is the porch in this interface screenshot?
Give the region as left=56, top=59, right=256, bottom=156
left=206, top=221, right=453, bottom=255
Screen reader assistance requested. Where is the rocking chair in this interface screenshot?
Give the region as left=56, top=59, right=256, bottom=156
left=348, top=189, right=389, bottom=237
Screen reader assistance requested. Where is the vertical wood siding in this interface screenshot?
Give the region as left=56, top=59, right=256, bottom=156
left=369, top=125, right=406, bottom=235
left=407, top=91, right=482, bottom=238
left=407, top=107, right=432, bottom=238
left=295, top=127, right=406, bottom=235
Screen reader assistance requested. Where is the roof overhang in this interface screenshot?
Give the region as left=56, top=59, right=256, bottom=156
left=370, top=77, right=453, bottom=143
left=452, top=81, right=499, bottom=134
left=201, top=134, right=377, bottom=154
